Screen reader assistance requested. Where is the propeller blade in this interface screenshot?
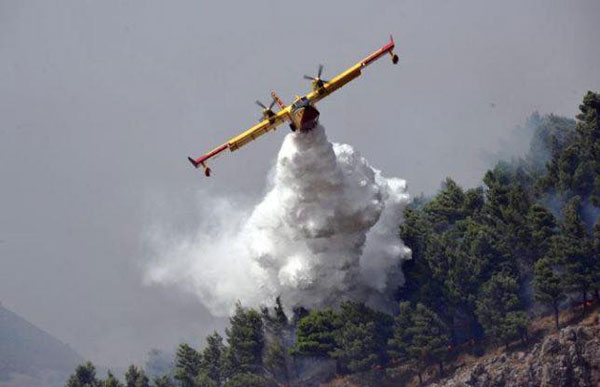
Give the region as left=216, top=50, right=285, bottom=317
left=269, top=98, right=276, bottom=110
left=318, top=64, right=323, bottom=78
left=255, top=100, right=267, bottom=109
left=304, top=75, right=316, bottom=81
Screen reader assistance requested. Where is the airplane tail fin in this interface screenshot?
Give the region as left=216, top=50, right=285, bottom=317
left=188, top=157, right=200, bottom=168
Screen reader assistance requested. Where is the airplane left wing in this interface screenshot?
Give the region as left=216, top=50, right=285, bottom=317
left=188, top=106, right=291, bottom=176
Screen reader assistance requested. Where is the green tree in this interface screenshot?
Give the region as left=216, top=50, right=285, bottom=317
left=67, top=361, right=101, bottom=387
left=559, top=196, right=594, bottom=312
left=335, top=302, right=393, bottom=372
left=387, top=301, right=413, bottom=363
left=226, top=302, right=265, bottom=375
left=409, top=304, right=450, bottom=381
left=527, top=204, right=557, bottom=261
left=541, top=92, right=600, bottom=202
left=423, top=178, right=467, bottom=231
left=399, top=207, right=448, bottom=315
left=291, top=309, right=338, bottom=357
left=200, top=332, right=225, bottom=385
left=593, top=222, right=600, bottom=300
left=174, top=344, right=202, bottom=387
left=389, top=303, right=449, bottom=384
left=124, top=365, right=149, bottom=387
left=476, top=272, right=527, bottom=348
left=102, top=371, right=124, bottom=387
left=223, top=373, right=271, bottom=387
left=194, top=372, right=217, bottom=387
left=152, top=375, right=175, bottom=387
left=264, top=338, right=288, bottom=382
left=534, top=257, right=565, bottom=330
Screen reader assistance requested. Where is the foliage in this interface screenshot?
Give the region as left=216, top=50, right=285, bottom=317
left=557, top=196, right=595, bottom=306
left=102, top=371, right=124, bottom=387
left=174, top=344, right=202, bottom=387
left=200, top=332, right=225, bottom=384
left=125, top=365, right=149, bottom=387
left=223, top=373, right=272, bottom=387
left=66, top=361, right=100, bottom=387
left=534, top=257, right=565, bottom=329
left=330, top=302, right=393, bottom=373
left=388, top=302, right=449, bottom=381
left=152, top=375, right=175, bottom=387
left=225, top=303, right=265, bottom=375
left=263, top=338, right=287, bottom=381
left=290, top=309, right=338, bottom=357
left=476, top=273, right=527, bottom=346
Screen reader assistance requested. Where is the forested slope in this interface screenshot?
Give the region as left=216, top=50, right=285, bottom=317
left=65, top=92, right=600, bottom=387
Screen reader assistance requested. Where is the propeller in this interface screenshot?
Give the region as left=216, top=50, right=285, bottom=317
left=256, top=98, right=277, bottom=121
left=304, top=64, right=328, bottom=89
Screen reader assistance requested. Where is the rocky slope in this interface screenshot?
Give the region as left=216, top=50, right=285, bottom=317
left=435, top=317, right=600, bottom=387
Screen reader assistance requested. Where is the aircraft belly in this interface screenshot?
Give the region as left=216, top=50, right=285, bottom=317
left=294, top=105, right=320, bottom=132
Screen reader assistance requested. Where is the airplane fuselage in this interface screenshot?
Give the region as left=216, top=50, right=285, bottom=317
left=289, top=97, right=320, bottom=132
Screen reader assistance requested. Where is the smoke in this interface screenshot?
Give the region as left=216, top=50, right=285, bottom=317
left=144, top=125, right=411, bottom=316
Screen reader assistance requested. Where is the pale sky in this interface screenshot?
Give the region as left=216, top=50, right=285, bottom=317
left=1, top=0, right=599, bottom=368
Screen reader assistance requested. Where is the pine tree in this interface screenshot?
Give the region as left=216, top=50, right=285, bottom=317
left=527, top=204, right=557, bottom=261
left=194, top=372, right=217, bottom=387
left=67, top=361, right=101, bottom=387
left=593, top=222, right=600, bottom=300
left=226, top=302, right=265, bottom=375
left=152, top=375, right=175, bottom=387
left=475, top=272, right=527, bottom=348
left=330, top=302, right=393, bottom=373
left=533, top=257, right=565, bottom=330
left=423, top=178, right=466, bottom=231
left=410, top=304, right=450, bottom=380
left=102, top=371, right=124, bottom=387
left=291, top=309, right=338, bottom=357
left=575, top=91, right=600, bottom=204
left=388, top=302, right=450, bottom=383
left=223, top=373, right=270, bottom=387
left=559, top=196, right=594, bottom=312
left=264, top=338, right=288, bottom=382
left=387, top=301, right=414, bottom=362
left=201, top=332, right=225, bottom=385
left=330, top=320, right=380, bottom=373
left=174, top=344, right=202, bottom=387
left=124, top=365, right=149, bottom=387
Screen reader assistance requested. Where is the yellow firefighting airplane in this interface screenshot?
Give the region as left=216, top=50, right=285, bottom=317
left=188, top=36, right=399, bottom=177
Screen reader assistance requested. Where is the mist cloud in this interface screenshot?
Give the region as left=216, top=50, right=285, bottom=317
left=144, top=125, right=411, bottom=315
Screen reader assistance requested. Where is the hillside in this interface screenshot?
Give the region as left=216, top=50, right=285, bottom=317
left=0, top=303, right=83, bottom=387
left=435, top=314, right=600, bottom=386
left=323, top=305, right=600, bottom=386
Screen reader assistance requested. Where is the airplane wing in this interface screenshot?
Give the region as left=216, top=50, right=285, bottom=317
left=188, top=106, right=291, bottom=176
left=304, top=35, right=397, bottom=105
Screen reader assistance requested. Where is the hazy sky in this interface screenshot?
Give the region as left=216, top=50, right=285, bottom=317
left=1, top=0, right=599, bottom=368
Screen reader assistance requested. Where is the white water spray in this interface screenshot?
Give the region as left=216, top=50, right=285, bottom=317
left=145, top=125, right=411, bottom=316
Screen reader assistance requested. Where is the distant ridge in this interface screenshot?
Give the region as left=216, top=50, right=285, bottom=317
left=0, top=303, right=83, bottom=387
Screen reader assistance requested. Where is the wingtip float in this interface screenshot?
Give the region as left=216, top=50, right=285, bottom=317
left=188, top=35, right=399, bottom=177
